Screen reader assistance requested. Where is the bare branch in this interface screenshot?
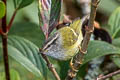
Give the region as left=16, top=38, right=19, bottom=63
left=97, top=69, right=120, bottom=80
left=66, top=0, right=100, bottom=79
left=7, top=8, right=18, bottom=31
left=40, top=52, right=61, bottom=80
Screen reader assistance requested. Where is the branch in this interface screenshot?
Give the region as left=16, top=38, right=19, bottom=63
left=66, top=0, right=100, bottom=79
left=40, top=52, right=61, bottom=80
left=97, top=69, right=120, bottom=80
left=1, top=0, right=10, bottom=80
left=7, top=8, right=18, bottom=31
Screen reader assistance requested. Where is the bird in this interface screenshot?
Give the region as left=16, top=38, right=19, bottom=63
left=40, top=18, right=83, bottom=61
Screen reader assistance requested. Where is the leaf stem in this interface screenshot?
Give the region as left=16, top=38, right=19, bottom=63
left=66, top=0, right=100, bottom=79
left=1, top=0, right=10, bottom=80
left=7, top=8, right=18, bottom=31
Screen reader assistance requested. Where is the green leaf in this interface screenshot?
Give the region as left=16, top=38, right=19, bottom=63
left=0, top=36, right=47, bottom=79
left=108, top=7, right=120, bottom=39
left=98, top=0, right=120, bottom=15
left=38, top=0, right=62, bottom=37
left=9, top=22, right=45, bottom=47
left=112, top=38, right=120, bottom=48
left=83, top=41, right=120, bottom=65
left=13, top=0, right=34, bottom=9
left=111, top=38, right=120, bottom=68
left=18, top=0, right=34, bottom=9
left=58, top=61, right=69, bottom=79
left=111, top=55, right=120, bottom=68
left=0, top=69, right=20, bottom=80
left=0, top=1, right=5, bottom=19
left=13, top=0, right=20, bottom=9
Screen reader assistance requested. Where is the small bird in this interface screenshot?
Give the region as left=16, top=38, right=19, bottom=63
left=41, top=18, right=83, bottom=60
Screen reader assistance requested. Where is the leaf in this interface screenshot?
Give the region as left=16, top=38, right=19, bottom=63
left=0, top=1, right=5, bottom=19
left=111, top=38, right=120, bottom=68
left=108, top=7, right=120, bottom=39
left=13, top=0, right=34, bottom=9
left=111, top=55, right=120, bottom=68
left=38, top=0, right=62, bottom=37
left=83, top=41, right=120, bottom=65
left=58, top=61, right=69, bottom=79
left=0, top=69, right=20, bottom=80
left=98, top=0, right=120, bottom=15
left=13, top=0, right=20, bottom=9
left=112, top=38, right=120, bottom=48
left=18, top=0, right=34, bottom=9
left=0, top=36, right=48, bottom=79
left=9, top=22, right=45, bottom=47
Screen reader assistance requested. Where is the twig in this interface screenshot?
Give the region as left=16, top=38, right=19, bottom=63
left=66, top=0, right=100, bottom=79
left=75, top=0, right=91, bottom=16
left=7, top=8, right=18, bottom=31
left=97, top=69, right=120, bottom=80
left=1, top=0, right=10, bottom=80
left=40, top=52, right=61, bottom=80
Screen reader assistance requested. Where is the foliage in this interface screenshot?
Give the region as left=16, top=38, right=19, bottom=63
left=13, top=0, right=34, bottom=9
left=0, top=1, right=5, bottom=19
left=108, top=7, right=120, bottom=69
left=0, top=69, right=20, bottom=80
left=108, top=7, right=120, bottom=38
left=5, top=36, right=47, bottom=79
left=98, top=0, right=120, bottom=15
left=38, top=0, right=62, bottom=38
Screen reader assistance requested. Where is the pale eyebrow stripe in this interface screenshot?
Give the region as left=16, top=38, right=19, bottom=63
left=42, top=33, right=59, bottom=50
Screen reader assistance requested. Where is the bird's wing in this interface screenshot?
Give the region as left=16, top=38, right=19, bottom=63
left=42, top=27, right=79, bottom=51
left=58, top=27, right=78, bottom=49
left=42, top=32, right=59, bottom=51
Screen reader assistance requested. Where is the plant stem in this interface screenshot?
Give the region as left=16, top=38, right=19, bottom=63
left=7, top=8, right=18, bottom=30
left=2, top=0, right=10, bottom=80
left=41, top=53, right=61, bottom=80
left=66, top=0, right=100, bottom=79
left=97, top=69, right=120, bottom=80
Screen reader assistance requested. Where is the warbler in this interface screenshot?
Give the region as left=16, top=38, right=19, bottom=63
left=41, top=18, right=83, bottom=60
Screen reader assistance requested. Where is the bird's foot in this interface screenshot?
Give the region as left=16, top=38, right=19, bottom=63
left=70, top=58, right=78, bottom=72
left=78, top=45, right=87, bottom=54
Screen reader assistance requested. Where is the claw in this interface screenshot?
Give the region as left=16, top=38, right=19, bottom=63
left=70, top=58, right=78, bottom=72
left=78, top=45, right=87, bottom=54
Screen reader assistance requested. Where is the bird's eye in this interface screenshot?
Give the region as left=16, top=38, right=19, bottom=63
left=63, top=23, right=71, bottom=26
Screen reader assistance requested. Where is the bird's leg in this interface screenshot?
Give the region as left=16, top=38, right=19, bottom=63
left=78, top=45, right=86, bottom=65
left=78, top=45, right=87, bottom=54
left=70, top=58, right=78, bottom=72
left=78, top=45, right=81, bottom=51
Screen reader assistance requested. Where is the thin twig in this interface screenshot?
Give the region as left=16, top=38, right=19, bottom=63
left=97, top=69, right=120, bottom=80
left=7, top=8, right=18, bottom=31
left=2, top=0, right=10, bottom=80
left=66, top=0, right=100, bottom=79
left=40, top=53, right=61, bottom=80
